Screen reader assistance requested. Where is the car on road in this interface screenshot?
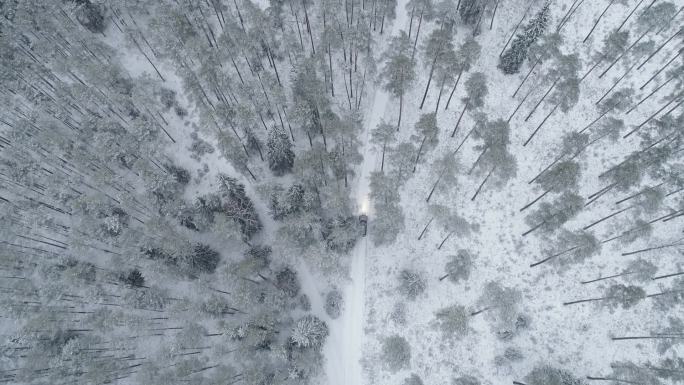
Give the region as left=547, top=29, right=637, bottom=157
left=359, top=214, right=368, bottom=237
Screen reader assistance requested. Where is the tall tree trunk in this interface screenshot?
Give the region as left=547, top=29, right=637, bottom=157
left=419, top=52, right=440, bottom=109
left=523, top=103, right=559, bottom=147
left=512, top=58, right=540, bottom=98
left=524, top=78, right=559, bottom=122
left=444, top=68, right=464, bottom=111
left=471, top=166, right=494, bottom=201
left=616, top=0, right=648, bottom=32
left=408, top=6, right=415, bottom=38
left=411, top=8, right=424, bottom=60
left=437, top=231, right=454, bottom=249
left=489, top=0, right=501, bottom=30
left=450, top=99, right=469, bottom=137
left=520, top=189, right=551, bottom=212
left=413, top=136, right=427, bottom=172
left=507, top=87, right=534, bottom=123
left=583, top=0, right=616, bottom=43
left=581, top=272, right=634, bottom=284
left=418, top=217, right=433, bottom=240
left=434, top=73, right=447, bottom=113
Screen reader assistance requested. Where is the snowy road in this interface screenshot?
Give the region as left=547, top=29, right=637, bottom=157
left=319, top=3, right=410, bottom=384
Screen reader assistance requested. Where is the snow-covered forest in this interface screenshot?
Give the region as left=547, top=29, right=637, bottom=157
left=0, top=0, right=683, bottom=384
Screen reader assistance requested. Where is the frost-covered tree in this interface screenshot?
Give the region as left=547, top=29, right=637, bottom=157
left=267, top=125, right=295, bottom=175
left=381, top=335, right=411, bottom=372
left=523, top=365, right=585, bottom=385
left=325, top=289, right=344, bottom=319
left=291, top=315, right=329, bottom=349
left=435, top=304, right=470, bottom=339
left=218, top=174, right=262, bottom=238
left=403, top=373, right=424, bottom=385
left=398, top=269, right=427, bottom=300
left=412, top=112, right=440, bottom=172
left=440, top=250, right=473, bottom=283
left=499, top=2, right=550, bottom=74
left=382, top=32, right=416, bottom=130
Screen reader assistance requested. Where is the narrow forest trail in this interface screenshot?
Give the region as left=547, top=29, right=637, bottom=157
left=320, top=2, right=410, bottom=384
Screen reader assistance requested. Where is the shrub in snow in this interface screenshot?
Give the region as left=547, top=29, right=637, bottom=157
left=201, top=295, right=232, bottom=317
left=524, top=365, right=586, bottom=385
left=442, top=250, right=473, bottom=283
left=100, top=207, right=129, bottom=237
left=291, top=315, right=328, bottom=349
left=189, top=132, right=215, bottom=160
left=435, top=304, right=470, bottom=339
left=322, top=216, right=359, bottom=253
left=276, top=268, right=300, bottom=298
left=121, top=268, right=145, bottom=287
left=298, top=294, right=311, bottom=311
left=390, top=302, right=407, bottom=325
left=164, top=164, right=191, bottom=185
left=453, top=375, right=481, bottom=385
left=124, top=286, right=167, bottom=311
left=398, top=269, right=426, bottom=300
left=185, top=244, right=221, bottom=274
left=325, top=289, right=344, bottom=319
left=381, top=335, right=411, bottom=372
left=403, top=374, right=423, bottom=385
left=494, top=348, right=524, bottom=374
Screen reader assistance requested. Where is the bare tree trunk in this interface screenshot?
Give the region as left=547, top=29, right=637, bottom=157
left=519, top=189, right=551, bottom=212
left=530, top=245, right=579, bottom=267
left=411, top=8, right=424, bottom=60
left=616, top=0, right=648, bottom=32
left=523, top=103, right=559, bottom=147
left=524, top=78, right=559, bottom=122
left=583, top=0, right=616, bottom=43
left=639, top=48, right=682, bottom=90
left=413, top=136, right=427, bottom=172
left=444, top=68, right=464, bottom=111
left=420, top=51, right=441, bottom=109
left=512, top=58, right=540, bottom=98
left=557, top=0, right=586, bottom=32
left=437, top=231, right=454, bottom=249
left=471, top=166, right=494, bottom=201
left=637, top=28, right=682, bottom=70
left=418, top=217, right=433, bottom=240
left=507, top=87, right=534, bottom=123
left=450, top=99, right=469, bottom=137
left=489, top=0, right=500, bottom=30
left=582, top=206, right=633, bottom=230
left=581, top=272, right=635, bottom=284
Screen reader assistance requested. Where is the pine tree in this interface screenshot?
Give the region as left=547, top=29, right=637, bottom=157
left=382, top=32, right=416, bottom=130
left=267, top=125, right=295, bottom=175
left=218, top=174, right=262, bottom=238
left=498, top=2, right=550, bottom=74
left=291, top=315, right=329, bottom=349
